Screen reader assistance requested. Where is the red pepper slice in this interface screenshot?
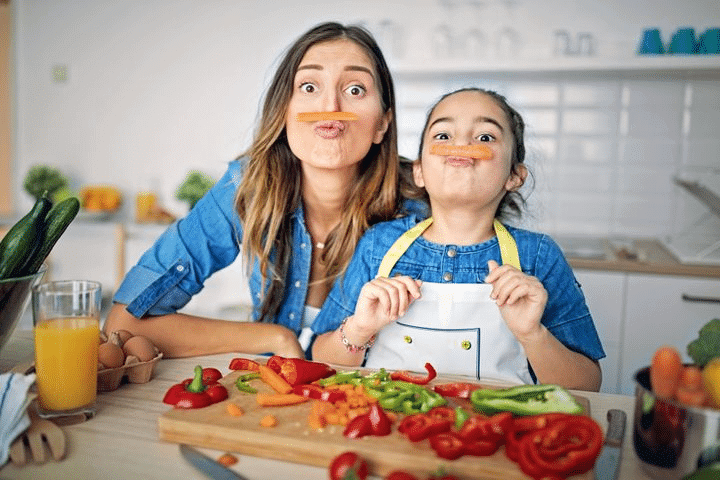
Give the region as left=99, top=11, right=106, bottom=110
left=390, top=362, right=437, bottom=385
left=228, top=357, right=260, bottom=372
left=459, top=411, right=512, bottom=444
left=201, top=367, right=223, bottom=384
left=343, top=403, right=393, bottom=438
left=426, top=406, right=455, bottom=424
left=517, top=415, right=603, bottom=478
left=265, top=355, right=286, bottom=373
left=398, top=414, right=451, bottom=442
left=463, top=438, right=501, bottom=457
left=205, top=383, right=229, bottom=403
left=278, top=358, right=336, bottom=386
left=429, top=432, right=466, bottom=460
left=433, top=382, right=481, bottom=399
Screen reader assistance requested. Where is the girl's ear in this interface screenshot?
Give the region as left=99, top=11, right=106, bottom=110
left=373, top=110, right=392, bottom=144
left=412, top=159, right=425, bottom=188
left=506, top=164, right=528, bottom=191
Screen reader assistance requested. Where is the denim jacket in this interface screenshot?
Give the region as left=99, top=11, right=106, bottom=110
left=312, top=213, right=606, bottom=361
left=113, top=159, right=426, bottom=337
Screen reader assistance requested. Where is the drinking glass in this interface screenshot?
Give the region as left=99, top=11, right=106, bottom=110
left=32, top=280, right=101, bottom=419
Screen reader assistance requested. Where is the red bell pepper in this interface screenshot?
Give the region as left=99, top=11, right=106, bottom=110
left=163, top=365, right=229, bottom=409
left=343, top=403, right=393, bottom=439
left=228, top=357, right=260, bottom=372
left=433, top=382, right=481, bottom=399
left=390, top=362, right=437, bottom=385
left=278, top=358, right=336, bottom=386
left=458, top=411, right=512, bottom=444
left=265, top=355, right=286, bottom=373
left=201, top=367, right=223, bottom=384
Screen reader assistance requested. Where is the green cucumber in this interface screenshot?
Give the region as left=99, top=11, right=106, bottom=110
left=0, top=194, right=52, bottom=279
left=22, top=197, right=81, bottom=276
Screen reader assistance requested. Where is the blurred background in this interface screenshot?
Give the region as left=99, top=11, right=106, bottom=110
left=1, top=0, right=719, bottom=394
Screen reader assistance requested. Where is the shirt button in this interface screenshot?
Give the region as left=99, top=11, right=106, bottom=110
left=443, top=272, right=453, bottom=282
left=447, top=248, right=456, bottom=257
left=289, top=313, right=295, bottom=320
left=176, top=265, right=184, bottom=272
left=300, top=242, right=307, bottom=249
left=295, top=281, right=301, bottom=288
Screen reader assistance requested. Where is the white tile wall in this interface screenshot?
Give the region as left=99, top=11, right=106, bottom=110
left=395, top=75, right=720, bottom=249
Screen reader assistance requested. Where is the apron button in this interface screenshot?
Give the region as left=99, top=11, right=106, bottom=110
left=442, top=272, right=453, bottom=282
left=461, top=340, right=471, bottom=350
left=403, top=335, right=413, bottom=344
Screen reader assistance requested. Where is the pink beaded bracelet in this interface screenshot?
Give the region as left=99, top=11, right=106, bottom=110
left=339, top=317, right=375, bottom=353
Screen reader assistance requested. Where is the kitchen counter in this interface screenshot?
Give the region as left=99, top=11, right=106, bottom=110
left=563, top=238, right=720, bottom=278
left=0, top=329, right=654, bottom=480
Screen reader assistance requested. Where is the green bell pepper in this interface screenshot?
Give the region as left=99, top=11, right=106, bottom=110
left=470, top=384, right=583, bottom=416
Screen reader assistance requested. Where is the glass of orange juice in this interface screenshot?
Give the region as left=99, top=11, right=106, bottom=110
left=32, top=280, right=101, bottom=419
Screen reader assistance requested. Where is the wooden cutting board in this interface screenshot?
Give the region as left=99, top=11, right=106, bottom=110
left=158, top=370, right=592, bottom=479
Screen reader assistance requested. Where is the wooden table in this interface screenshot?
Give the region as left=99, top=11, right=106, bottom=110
left=0, top=330, right=653, bottom=480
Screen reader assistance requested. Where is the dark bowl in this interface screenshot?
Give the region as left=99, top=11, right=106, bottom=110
left=0, top=266, right=47, bottom=354
left=633, top=366, right=720, bottom=479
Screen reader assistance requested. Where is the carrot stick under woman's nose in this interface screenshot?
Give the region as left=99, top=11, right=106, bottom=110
left=296, top=112, right=359, bottom=122
left=430, top=144, right=493, bottom=160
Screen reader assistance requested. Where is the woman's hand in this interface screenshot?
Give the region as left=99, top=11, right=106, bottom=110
left=484, top=260, right=548, bottom=343
left=345, top=276, right=422, bottom=342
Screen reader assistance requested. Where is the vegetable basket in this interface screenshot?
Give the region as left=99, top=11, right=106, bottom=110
left=0, top=265, right=47, bottom=354
left=633, top=366, right=720, bottom=479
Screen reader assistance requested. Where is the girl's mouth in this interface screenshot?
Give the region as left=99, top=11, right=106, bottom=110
left=446, top=156, right=474, bottom=167
left=314, top=120, right=345, bottom=139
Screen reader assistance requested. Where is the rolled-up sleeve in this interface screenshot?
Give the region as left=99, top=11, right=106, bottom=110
left=113, top=160, right=244, bottom=318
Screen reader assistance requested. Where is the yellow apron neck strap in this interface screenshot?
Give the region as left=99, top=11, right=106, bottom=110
left=376, top=217, right=520, bottom=278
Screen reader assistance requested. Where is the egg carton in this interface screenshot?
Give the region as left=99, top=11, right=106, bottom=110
left=97, top=352, right=163, bottom=392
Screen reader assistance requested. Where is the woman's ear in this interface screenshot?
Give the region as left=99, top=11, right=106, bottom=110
left=412, top=159, right=425, bottom=188
left=506, top=164, right=528, bottom=191
left=373, top=110, right=392, bottom=144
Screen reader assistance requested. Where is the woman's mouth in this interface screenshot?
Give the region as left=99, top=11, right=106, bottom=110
left=314, top=120, right=345, bottom=139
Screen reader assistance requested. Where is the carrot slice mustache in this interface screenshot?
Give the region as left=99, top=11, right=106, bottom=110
left=296, top=112, right=359, bottom=122
left=430, top=144, right=493, bottom=160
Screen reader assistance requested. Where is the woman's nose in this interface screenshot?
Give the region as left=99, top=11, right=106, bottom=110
left=320, top=89, right=341, bottom=112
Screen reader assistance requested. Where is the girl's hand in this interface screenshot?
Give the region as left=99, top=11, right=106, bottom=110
left=484, top=260, right=548, bottom=342
left=350, top=276, right=422, bottom=338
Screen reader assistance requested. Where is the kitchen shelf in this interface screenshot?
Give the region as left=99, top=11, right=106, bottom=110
left=392, top=55, right=720, bottom=77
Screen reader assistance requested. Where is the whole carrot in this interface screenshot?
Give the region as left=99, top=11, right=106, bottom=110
left=650, top=346, right=683, bottom=399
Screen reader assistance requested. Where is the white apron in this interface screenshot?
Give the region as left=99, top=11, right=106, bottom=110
left=365, top=218, right=533, bottom=385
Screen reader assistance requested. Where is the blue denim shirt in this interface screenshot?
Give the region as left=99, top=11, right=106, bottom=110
left=312, top=213, right=606, bottom=361
left=113, top=159, right=426, bottom=337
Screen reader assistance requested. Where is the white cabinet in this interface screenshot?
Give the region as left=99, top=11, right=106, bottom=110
left=574, top=270, right=626, bottom=394
left=620, top=274, right=720, bottom=395
left=576, top=269, right=720, bottom=395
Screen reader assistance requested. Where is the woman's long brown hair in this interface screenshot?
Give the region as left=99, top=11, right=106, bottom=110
left=235, top=22, right=402, bottom=323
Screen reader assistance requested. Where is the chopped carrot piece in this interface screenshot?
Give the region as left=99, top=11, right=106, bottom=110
left=226, top=403, right=245, bottom=417
left=307, top=412, right=327, bottom=430
left=217, top=453, right=238, bottom=466
left=256, top=392, right=309, bottom=407
left=258, top=364, right=293, bottom=394
left=260, top=415, right=278, bottom=428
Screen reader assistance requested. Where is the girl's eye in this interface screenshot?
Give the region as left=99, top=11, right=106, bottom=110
left=432, top=132, right=450, bottom=141
left=477, top=133, right=495, bottom=142
left=345, top=84, right=366, bottom=97
left=299, top=82, right=316, bottom=94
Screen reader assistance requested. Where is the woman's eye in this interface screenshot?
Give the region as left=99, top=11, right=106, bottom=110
left=477, top=133, right=495, bottom=142
left=299, top=82, right=316, bottom=94
left=345, top=84, right=366, bottom=97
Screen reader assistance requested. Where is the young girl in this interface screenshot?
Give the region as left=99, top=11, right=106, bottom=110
left=311, top=87, right=604, bottom=391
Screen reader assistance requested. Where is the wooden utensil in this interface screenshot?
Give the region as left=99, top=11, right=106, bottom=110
left=8, top=408, right=66, bottom=466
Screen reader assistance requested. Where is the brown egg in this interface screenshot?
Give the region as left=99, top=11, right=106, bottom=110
left=122, top=335, right=157, bottom=362
left=98, top=341, right=125, bottom=369
left=115, top=329, right=134, bottom=346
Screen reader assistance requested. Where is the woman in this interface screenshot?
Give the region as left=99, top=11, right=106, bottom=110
left=104, top=22, right=419, bottom=358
